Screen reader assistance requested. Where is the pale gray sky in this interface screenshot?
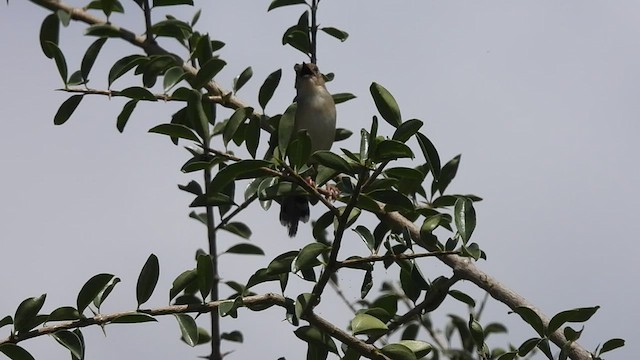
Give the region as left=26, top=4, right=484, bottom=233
left=1, top=1, right=638, bottom=359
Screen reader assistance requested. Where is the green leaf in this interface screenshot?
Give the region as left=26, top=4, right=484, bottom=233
left=246, top=116, right=260, bottom=158
left=370, top=82, right=402, bottom=127
left=185, top=90, right=210, bottom=140
left=111, top=313, right=157, bottom=323
left=294, top=326, right=338, bottom=354
left=283, top=29, right=310, bottom=55
left=40, top=14, right=59, bottom=59
left=224, top=243, right=264, bottom=255
left=163, top=66, right=186, bottom=92
left=233, top=66, right=253, bottom=93
left=354, top=226, right=375, bottom=252
left=518, top=338, right=541, bottom=357
left=174, top=314, right=198, bottom=347
left=0, top=316, right=12, bottom=329
left=258, top=69, right=282, bottom=109
left=52, top=330, right=83, bottom=359
left=548, top=306, right=600, bottom=334
left=415, top=132, right=441, bottom=180
left=14, top=294, right=46, bottom=333
left=512, top=307, right=545, bottom=337
left=268, top=0, right=306, bottom=11
left=44, top=41, right=67, bottom=85
left=294, top=243, right=330, bottom=272
left=600, top=338, right=625, bottom=354
left=149, top=123, right=200, bottom=142
left=54, top=95, right=83, bottom=125
left=136, top=254, right=160, bottom=308
left=223, top=107, right=253, bottom=147
left=448, top=289, right=476, bottom=308
left=327, top=93, right=355, bottom=106
left=120, top=86, right=157, bottom=101
left=193, top=58, right=226, bottom=88
left=116, top=99, right=138, bottom=133
left=0, top=344, right=35, bottom=360
left=221, top=330, right=243, bottom=343
left=153, top=0, right=193, bottom=5
left=397, top=340, right=432, bottom=358
left=351, top=313, right=388, bottom=336
left=454, top=197, right=476, bottom=243
left=196, top=254, right=213, bottom=300
left=169, top=270, right=197, bottom=301
left=373, top=139, right=414, bottom=162
left=334, top=128, right=352, bottom=141
left=497, top=352, right=518, bottom=360
left=278, top=103, right=297, bottom=155
left=220, top=222, right=252, bottom=239
left=76, top=274, right=116, bottom=315
left=311, top=151, right=354, bottom=175
left=208, top=160, right=270, bottom=193
left=393, top=119, right=423, bottom=143
left=108, top=54, right=146, bottom=87
left=84, top=24, right=121, bottom=37
left=367, top=190, right=414, bottom=212
left=47, top=307, right=80, bottom=322
left=468, top=315, right=485, bottom=347
left=92, top=276, right=120, bottom=311
left=380, top=344, right=416, bottom=360
left=80, top=37, right=107, bottom=82
left=436, top=155, right=461, bottom=194
left=320, top=27, right=349, bottom=42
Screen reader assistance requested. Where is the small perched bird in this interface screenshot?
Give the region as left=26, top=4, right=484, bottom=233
left=279, top=62, right=337, bottom=237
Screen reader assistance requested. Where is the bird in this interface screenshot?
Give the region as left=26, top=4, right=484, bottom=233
left=279, top=62, right=337, bottom=237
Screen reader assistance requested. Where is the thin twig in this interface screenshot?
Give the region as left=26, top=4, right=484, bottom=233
left=336, top=251, right=460, bottom=269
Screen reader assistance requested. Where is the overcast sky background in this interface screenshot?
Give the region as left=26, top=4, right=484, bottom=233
left=1, top=1, right=638, bottom=359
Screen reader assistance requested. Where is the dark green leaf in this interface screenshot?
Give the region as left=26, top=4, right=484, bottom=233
left=436, top=155, right=461, bottom=194
left=278, top=103, right=297, bottom=155
left=360, top=269, right=373, bottom=298
left=320, top=27, right=349, bottom=42
left=258, top=69, right=282, bottom=109
left=40, top=14, right=59, bottom=59
left=196, top=254, right=213, bottom=300
left=169, top=270, right=197, bottom=301
left=268, top=0, right=306, bottom=11
left=0, top=316, right=12, bottom=329
left=84, top=24, right=121, bottom=37
left=354, top=226, right=375, bottom=252
left=512, top=307, right=545, bottom=337
left=80, top=37, right=107, bottom=82
left=223, top=107, right=253, bottom=147
left=373, top=140, right=414, bottom=162
left=14, top=294, right=46, bottom=333
left=518, top=338, right=541, bottom=357
left=548, top=306, right=600, bottom=334
left=92, top=276, right=120, bottom=311
left=449, top=290, right=476, bottom=307
left=370, top=82, right=402, bottom=127
left=283, top=29, right=310, bottom=55
left=380, top=344, right=416, bottom=360
left=332, top=92, right=356, bottom=105
left=185, top=90, right=209, bottom=140
left=221, top=330, right=243, bottom=343
left=111, top=313, right=157, bottom=323
left=393, top=119, right=423, bottom=143
left=108, top=54, right=146, bottom=87
left=397, top=340, right=432, bottom=358
left=351, top=313, right=388, bottom=336
left=193, top=58, right=226, bottom=88
left=294, top=326, right=338, bottom=354
left=149, top=123, right=200, bottom=142
left=136, top=254, right=160, bottom=308
left=221, top=222, right=252, bottom=239
left=44, top=41, right=67, bottom=85
left=311, top=151, right=354, bottom=175
left=153, top=0, right=193, bottom=6
left=54, top=95, right=83, bottom=125
left=233, top=66, right=253, bottom=93
left=174, top=314, right=198, bottom=347
left=415, top=132, right=441, bottom=180
left=77, top=274, right=116, bottom=315
left=246, top=116, right=260, bottom=158
left=334, top=128, right=352, bottom=142
left=116, top=99, right=138, bottom=133
left=52, top=330, right=83, bottom=359
left=454, top=197, right=476, bottom=243
left=367, top=190, right=414, bottom=212
left=224, top=243, right=264, bottom=255
left=0, top=344, right=35, bottom=360
left=208, top=160, right=270, bottom=193
left=294, top=243, right=330, bottom=272
left=163, top=66, right=186, bottom=92
left=48, top=307, right=80, bottom=321
left=120, top=86, right=157, bottom=101
left=600, top=338, right=625, bottom=354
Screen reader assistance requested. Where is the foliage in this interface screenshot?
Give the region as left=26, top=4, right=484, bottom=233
left=0, top=1, right=625, bottom=360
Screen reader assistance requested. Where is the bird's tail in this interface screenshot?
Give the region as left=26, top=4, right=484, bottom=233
left=279, top=195, right=310, bottom=237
